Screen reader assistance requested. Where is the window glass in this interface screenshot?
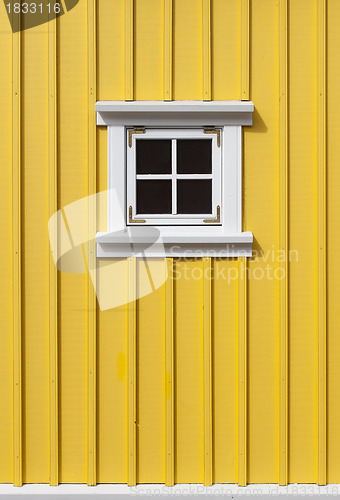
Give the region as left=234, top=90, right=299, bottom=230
left=177, top=139, right=212, bottom=174
left=136, top=139, right=172, bottom=174
left=177, top=179, right=212, bottom=214
left=137, top=180, right=172, bottom=214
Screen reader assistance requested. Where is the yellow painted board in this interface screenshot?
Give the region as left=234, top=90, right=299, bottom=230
left=238, top=257, right=247, bottom=486
left=174, top=260, right=203, bottom=484
left=288, top=0, right=318, bottom=483
left=202, top=0, right=211, bottom=101
left=211, top=0, right=241, bottom=100
left=202, top=258, right=212, bottom=485
left=245, top=0, right=279, bottom=483
left=173, top=0, right=202, bottom=100
left=1, top=0, right=340, bottom=486
left=125, top=0, right=134, bottom=101
left=127, top=258, right=137, bottom=486
left=58, top=2, right=88, bottom=482
left=278, top=0, right=288, bottom=486
left=97, top=0, right=124, bottom=101
left=22, top=24, right=50, bottom=480
left=87, top=0, right=97, bottom=486
left=165, top=258, right=174, bottom=486
left=0, top=5, right=13, bottom=484
left=96, top=127, right=107, bottom=232
left=48, top=11, right=58, bottom=486
left=12, top=23, right=22, bottom=489
left=136, top=259, right=165, bottom=482
left=241, top=0, right=249, bottom=100
left=163, top=0, right=173, bottom=101
left=96, top=259, right=128, bottom=483
left=95, top=121, right=127, bottom=483
left=212, top=259, right=238, bottom=483
left=135, top=0, right=163, bottom=100
left=317, top=0, right=327, bottom=486
left=326, top=0, right=340, bottom=485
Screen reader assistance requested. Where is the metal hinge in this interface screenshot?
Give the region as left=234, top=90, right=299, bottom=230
left=203, top=205, right=220, bottom=223
left=129, top=205, right=146, bottom=223
left=128, top=127, right=146, bottom=148
left=203, top=127, right=221, bottom=147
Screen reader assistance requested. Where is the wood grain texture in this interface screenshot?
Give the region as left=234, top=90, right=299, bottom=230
left=165, top=258, right=174, bottom=485
left=279, top=0, right=288, bottom=486
left=0, top=0, right=338, bottom=486
left=48, top=13, right=58, bottom=487
left=317, top=0, right=327, bottom=486
left=203, top=258, right=212, bottom=485
left=12, top=23, right=22, bottom=489
left=127, top=258, right=137, bottom=486
left=87, top=0, right=97, bottom=486
left=238, top=257, right=247, bottom=486
left=125, top=0, right=134, bottom=101
left=0, top=4, right=14, bottom=484
left=241, top=0, right=249, bottom=100
left=202, top=0, right=211, bottom=100
left=164, top=0, right=173, bottom=100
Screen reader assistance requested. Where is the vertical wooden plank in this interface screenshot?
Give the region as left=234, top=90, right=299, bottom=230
left=173, top=0, right=203, bottom=100
left=246, top=1, right=278, bottom=482
left=288, top=0, right=318, bottom=482
left=279, top=0, right=288, bottom=486
left=174, top=260, right=203, bottom=483
left=241, top=0, right=249, bottom=100
left=127, top=258, right=137, bottom=486
left=12, top=21, right=22, bottom=488
left=239, top=4, right=248, bottom=477
left=96, top=4, right=127, bottom=476
left=97, top=0, right=125, bottom=101
left=203, top=258, right=212, bottom=485
left=136, top=260, right=165, bottom=482
left=22, top=16, right=50, bottom=483
left=238, top=257, right=247, bottom=486
left=0, top=4, right=14, bottom=483
left=326, top=0, right=340, bottom=483
left=211, top=0, right=241, bottom=101
left=87, top=0, right=97, bottom=486
left=58, top=0, right=88, bottom=481
left=135, top=0, right=163, bottom=100
left=48, top=13, right=58, bottom=487
left=125, top=0, right=134, bottom=101
left=317, top=0, right=327, bottom=486
left=212, top=260, right=238, bottom=483
left=165, top=258, right=174, bottom=486
left=202, top=0, right=211, bottom=101
left=164, top=0, right=173, bottom=100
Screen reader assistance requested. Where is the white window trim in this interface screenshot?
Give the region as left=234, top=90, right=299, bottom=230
left=95, top=101, right=254, bottom=258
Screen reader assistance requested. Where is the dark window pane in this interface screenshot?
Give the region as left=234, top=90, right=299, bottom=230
left=177, top=139, right=212, bottom=174
left=177, top=180, right=212, bottom=214
left=136, top=139, right=171, bottom=174
left=137, top=180, right=172, bottom=214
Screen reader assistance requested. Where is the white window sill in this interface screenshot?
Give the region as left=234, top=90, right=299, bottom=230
left=96, top=230, right=253, bottom=258
left=96, top=100, right=254, bottom=127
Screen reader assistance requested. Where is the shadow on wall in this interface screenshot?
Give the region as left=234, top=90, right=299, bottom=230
left=248, top=109, right=268, bottom=134
left=250, top=236, right=264, bottom=261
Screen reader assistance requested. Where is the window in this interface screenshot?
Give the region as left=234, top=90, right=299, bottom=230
left=127, top=128, right=221, bottom=225
left=95, top=101, right=254, bottom=257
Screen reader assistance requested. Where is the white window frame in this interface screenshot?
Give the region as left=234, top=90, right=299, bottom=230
left=95, top=101, right=254, bottom=257
left=127, top=128, right=221, bottom=225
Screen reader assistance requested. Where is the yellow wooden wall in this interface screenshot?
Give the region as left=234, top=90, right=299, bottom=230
left=0, top=0, right=339, bottom=487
